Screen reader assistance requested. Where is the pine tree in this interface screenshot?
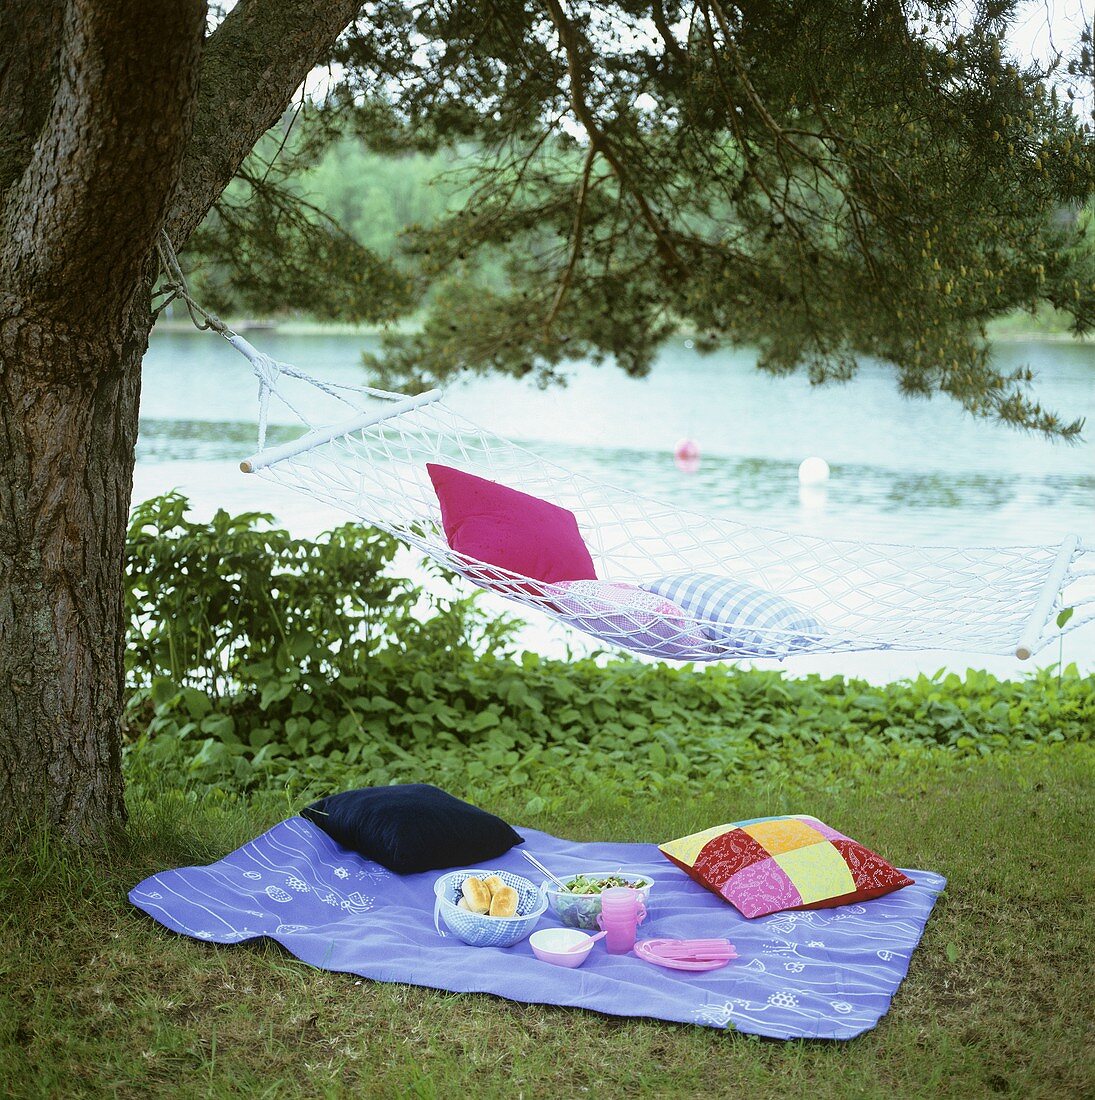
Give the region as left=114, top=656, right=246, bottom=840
left=2, top=1, right=1092, bottom=842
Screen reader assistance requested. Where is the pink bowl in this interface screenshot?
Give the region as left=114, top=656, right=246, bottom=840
left=529, top=927, right=596, bottom=968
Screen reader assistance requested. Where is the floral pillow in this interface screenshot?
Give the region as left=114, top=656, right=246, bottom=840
left=552, top=580, right=713, bottom=659
left=660, top=814, right=914, bottom=919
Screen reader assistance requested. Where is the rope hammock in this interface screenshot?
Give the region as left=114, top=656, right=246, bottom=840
left=156, top=238, right=1095, bottom=664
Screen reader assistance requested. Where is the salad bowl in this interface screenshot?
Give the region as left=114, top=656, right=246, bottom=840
left=541, top=871, right=654, bottom=931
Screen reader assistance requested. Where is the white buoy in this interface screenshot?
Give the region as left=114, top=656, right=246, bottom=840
left=798, top=456, right=830, bottom=485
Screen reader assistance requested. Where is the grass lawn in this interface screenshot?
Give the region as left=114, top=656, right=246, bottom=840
left=1, top=745, right=1091, bottom=1099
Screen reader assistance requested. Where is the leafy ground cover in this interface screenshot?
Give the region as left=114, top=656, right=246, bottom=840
left=124, top=497, right=1092, bottom=813
left=1, top=745, right=1092, bottom=1099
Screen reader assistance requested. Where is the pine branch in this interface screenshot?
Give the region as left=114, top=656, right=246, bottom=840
left=166, top=0, right=365, bottom=246
left=544, top=145, right=597, bottom=334
left=542, top=0, right=685, bottom=272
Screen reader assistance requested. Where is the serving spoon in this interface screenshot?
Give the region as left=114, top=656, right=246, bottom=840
left=520, top=850, right=570, bottom=891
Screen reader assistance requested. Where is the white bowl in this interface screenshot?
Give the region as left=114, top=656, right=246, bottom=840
left=529, top=927, right=596, bottom=968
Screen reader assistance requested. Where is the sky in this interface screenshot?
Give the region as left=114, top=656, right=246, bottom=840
left=1008, top=1, right=1092, bottom=117
left=1011, top=0, right=1088, bottom=62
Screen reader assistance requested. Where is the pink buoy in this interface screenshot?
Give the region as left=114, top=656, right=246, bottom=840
left=674, top=438, right=700, bottom=473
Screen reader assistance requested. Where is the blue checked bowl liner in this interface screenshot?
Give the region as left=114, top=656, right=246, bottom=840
left=433, top=869, right=547, bottom=947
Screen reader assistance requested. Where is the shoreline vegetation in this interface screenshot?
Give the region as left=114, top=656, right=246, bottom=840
left=124, top=496, right=1092, bottom=809
left=153, top=309, right=1093, bottom=344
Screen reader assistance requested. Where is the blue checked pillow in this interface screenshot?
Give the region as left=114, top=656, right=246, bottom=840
left=640, top=573, right=825, bottom=657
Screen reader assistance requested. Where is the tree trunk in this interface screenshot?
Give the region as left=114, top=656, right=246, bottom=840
left=0, top=0, right=365, bottom=844
left=0, top=0, right=206, bottom=844
left=0, top=302, right=151, bottom=840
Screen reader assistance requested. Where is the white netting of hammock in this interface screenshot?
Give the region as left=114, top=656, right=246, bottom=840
left=225, top=333, right=1094, bottom=664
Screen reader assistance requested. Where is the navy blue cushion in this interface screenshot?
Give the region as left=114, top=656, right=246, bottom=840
left=302, top=784, right=523, bottom=874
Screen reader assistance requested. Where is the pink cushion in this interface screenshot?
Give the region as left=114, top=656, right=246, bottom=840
left=427, top=464, right=597, bottom=584
left=553, top=581, right=713, bottom=659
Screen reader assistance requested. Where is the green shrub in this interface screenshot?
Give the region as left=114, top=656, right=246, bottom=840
left=126, top=492, right=516, bottom=692
left=124, top=495, right=1093, bottom=810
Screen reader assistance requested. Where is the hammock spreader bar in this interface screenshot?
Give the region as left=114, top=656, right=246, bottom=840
left=1014, top=534, right=1079, bottom=660
left=240, top=389, right=443, bottom=474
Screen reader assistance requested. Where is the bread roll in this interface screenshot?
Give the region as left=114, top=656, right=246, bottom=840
left=489, top=884, right=519, bottom=918
left=461, top=876, right=492, bottom=914
left=483, top=875, right=506, bottom=895
left=457, top=897, right=469, bottom=910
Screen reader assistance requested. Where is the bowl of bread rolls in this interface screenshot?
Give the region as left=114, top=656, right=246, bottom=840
left=432, top=869, right=547, bottom=947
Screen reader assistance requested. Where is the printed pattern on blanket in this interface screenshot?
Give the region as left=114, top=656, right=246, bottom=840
left=129, top=819, right=945, bottom=1041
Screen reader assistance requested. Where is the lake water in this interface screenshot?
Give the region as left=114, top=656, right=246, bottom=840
left=138, top=329, right=1095, bottom=680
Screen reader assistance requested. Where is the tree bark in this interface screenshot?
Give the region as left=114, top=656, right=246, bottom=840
left=0, top=1, right=67, bottom=199
left=0, top=0, right=206, bottom=842
left=1, top=1, right=205, bottom=320
left=0, top=307, right=151, bottom=840
left=0, top=0, right=367, bottom=843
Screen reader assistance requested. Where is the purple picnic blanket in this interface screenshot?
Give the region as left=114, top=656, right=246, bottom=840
left=129, top=818, right=944, bottom=1040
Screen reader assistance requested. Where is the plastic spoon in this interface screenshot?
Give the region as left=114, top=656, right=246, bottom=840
left=567, top=931, right=607, bottom=952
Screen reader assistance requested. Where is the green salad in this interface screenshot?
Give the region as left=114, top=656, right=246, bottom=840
left=563, top=874, right=647, bottom=895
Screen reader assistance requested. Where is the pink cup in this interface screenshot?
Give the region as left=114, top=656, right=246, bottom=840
left=597, top=886, right=645, bottom=954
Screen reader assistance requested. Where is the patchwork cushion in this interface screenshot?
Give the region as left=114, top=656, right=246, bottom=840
left=302, top=784, right=524, bottom=875
left=552, top=580, right=713, bottom=659
left=641, top=573, right=824, bottom=656
left=427, top=463, right=597, bottom=585
left=660, top=814, right=914, bottom=918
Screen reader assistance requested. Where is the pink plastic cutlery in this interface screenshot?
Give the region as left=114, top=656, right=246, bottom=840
left=634, top=938, right=738, bottom=971
left=566, top=931, right=608, bottom=952
left=647, top=939, right=736, bottom=958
